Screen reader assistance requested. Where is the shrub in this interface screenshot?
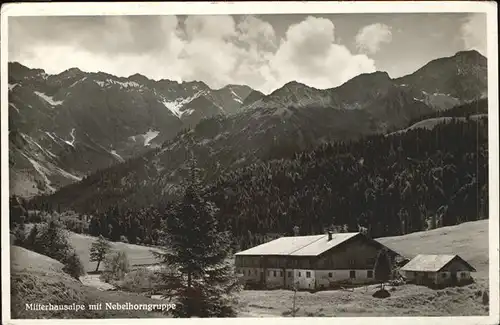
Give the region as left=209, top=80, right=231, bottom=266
left=120, top=235, right=129, bottom=243
left=117, top=268, right=161, bottom=293
left=100, top=251, right=130, bottom=283
left=372, top=288, right=391, bottom=299
left=60, top=214, right=89, bottom=234
left=482, top=291, right=489, bottom=305
left=62, top=250, right=86, bottom=279
left=12, top=224, right=27, bottom=246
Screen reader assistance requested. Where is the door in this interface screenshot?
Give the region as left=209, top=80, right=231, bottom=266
left=451, top=272, right=457, bottom=284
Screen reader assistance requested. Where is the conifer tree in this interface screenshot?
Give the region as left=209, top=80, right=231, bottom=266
left=63, top=249, right=86, bottom=279
left=374, top=248, right=392, bottom=289
left=154, top=155, right=241, bottom=318
left=90, top=235, right=112, bottom=272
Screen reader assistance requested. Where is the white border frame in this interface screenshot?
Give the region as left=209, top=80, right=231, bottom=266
left=1, top=2, right=498, bottom=325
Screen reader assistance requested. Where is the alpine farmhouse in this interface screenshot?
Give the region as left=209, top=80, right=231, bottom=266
left=234, top=232, right=402, bottom=290
left=399, top=254, right=476, bottom=288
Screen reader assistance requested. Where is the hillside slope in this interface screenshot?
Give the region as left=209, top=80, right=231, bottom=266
left=10, top=245, right=168, bottom=319
left=68, top=232, right=162, bottom=272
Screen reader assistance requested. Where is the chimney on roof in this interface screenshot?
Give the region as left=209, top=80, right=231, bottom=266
left=327, top=231, right=333, bottom=241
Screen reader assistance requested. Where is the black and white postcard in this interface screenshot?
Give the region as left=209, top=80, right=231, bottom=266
left=1, top=1, right=498, bottom=324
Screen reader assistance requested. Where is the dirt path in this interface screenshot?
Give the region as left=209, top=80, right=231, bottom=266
left=80, top=274, right=115, bottom=291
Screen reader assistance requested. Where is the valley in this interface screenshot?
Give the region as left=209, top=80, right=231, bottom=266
left=9, top=220, right=489, bottom=318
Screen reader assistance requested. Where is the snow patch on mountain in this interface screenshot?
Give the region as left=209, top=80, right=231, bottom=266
left=94, top=79, right=141, bottom=89
left=22, top=154, right=55, bottom=192
left=143, top=130, right=160, bottom=146
left=69, top=77, right=87, bottom=88
left=183, top=109, right=195, bottom=116
left=10, top=103, right=20, bottom=113
left=64, top=128, right=76, bottom=147
left=160, top=90, right=206, bottom=117
left=110, top=150, right=125, bottom=163
left=161, top=99, right=183, bottom=117
left=230, top=89, right=243, bottom=103
left=34, top=91, right=64, bottom=106
left=44, top=132, right=61, bottom=145
left=55, top=167, right=82, bottom=182
left=29, top=136, right=58, bottom=159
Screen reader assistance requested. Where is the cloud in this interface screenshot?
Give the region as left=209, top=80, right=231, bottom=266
left=355, top=23, right=392, bottom=54
left=460, top=13, right=487, bottom=56
left=268, top=16, right=376, bottom=91
left=9, top=15, right=377, bottom=94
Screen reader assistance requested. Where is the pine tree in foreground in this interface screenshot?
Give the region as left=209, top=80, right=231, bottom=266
left=90, top=235, right=112, bottom=272
left=153, top=157, right=241, bottom=318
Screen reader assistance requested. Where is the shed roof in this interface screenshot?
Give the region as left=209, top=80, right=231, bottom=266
left=400, top=254, right=476, bottom=272
left=235, top=232, right=360, bottom=257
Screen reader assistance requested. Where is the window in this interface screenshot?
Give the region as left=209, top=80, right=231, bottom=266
left=349, top=270, right=356, bottom=279
left=306, top=271, right=311, bottom=278
left=328, top=272, right=333, bottom=278
left=280, top=271, right=283, bottom=277
left=288, top=271, right=292, bottom=277
left=461, top=272, right=468, bottom=278
left=273, top=271, right=276, bottom=277
left=367, top=270, right=373, bottom=278
left=298, top=272, right=301, bottom=277
left=349, top=259, right=355, bottom=266
left=441, top=273, right=447, bottom=278
left=255, top=269, right=258, bottom=275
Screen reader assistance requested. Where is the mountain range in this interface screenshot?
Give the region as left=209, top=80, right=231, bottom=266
left=8, top=50, right=487, bottom=201
left=8, top=62, right=257, bottom=197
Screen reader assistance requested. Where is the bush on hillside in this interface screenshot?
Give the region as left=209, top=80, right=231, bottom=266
left=60, top=214, right=89, bottom=234
left=12, top=223, right=27, bottom=246
left=101, top=251, right=130, bottom=283
left=115, top=268, right=161, bottom=293
left=17, top=220, right=85, bottom=280
left=24, top=225, right=40, bottom=251
left=482, top=291, right=489, bottom=305
left=62, top=250, right=86, bottom=279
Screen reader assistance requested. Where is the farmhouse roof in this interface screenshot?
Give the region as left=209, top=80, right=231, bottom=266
left=235, top=232, right=364, bottom=257
left=400, top=254, right=476, bottom=272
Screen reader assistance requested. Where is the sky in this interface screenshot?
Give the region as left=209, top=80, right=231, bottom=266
left=8, top=13, right=487, bottom=94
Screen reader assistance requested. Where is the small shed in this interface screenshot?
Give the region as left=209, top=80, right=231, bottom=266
left=400, top=254, right=476, bottom=287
